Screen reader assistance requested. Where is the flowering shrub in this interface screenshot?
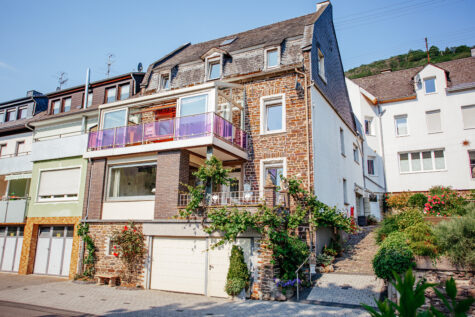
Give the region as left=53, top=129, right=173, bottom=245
left=274, top=278, right=302, bottom=288
left=423, top=187, right=465, bottom=216
left=385, top=192, right=411, bottom=210
left=110, top=223, right=146, bottom=285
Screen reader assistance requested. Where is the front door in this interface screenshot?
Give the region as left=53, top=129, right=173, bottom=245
left=33, top=226, right=74, bottom=276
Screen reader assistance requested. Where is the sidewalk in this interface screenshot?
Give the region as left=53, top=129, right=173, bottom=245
left=0, top=273, right=369, bottom=316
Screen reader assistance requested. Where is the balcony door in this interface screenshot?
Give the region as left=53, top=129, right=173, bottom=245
left=177, top=94, right=209, bottom=138
left=220, top=172, right=241, bottom=205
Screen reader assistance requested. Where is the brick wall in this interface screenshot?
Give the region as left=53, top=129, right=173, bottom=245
left=85, top=159, right=107, bottom=220
left=155, top=150, right=189, bottom=219
left=86, top=222, right=146, bottom=287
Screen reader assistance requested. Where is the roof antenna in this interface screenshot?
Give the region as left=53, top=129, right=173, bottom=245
left=425, top=37, right=430, bottom=64
left=56, top=71, right=68, bottom=91
left=106, top=53, right=115, bottom=77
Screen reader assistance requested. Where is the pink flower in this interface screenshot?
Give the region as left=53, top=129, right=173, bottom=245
left=113, top=252, right=118, bottom=257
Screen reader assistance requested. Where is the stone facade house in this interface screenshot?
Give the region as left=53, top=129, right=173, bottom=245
left=80, top=1, right=365, bottom=298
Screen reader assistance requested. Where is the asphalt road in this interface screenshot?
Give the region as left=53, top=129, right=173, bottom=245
left=0, top=300, right=93, bottom=317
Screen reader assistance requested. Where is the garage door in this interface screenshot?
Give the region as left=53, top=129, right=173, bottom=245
left=150, top=238, right=207, bottom=294
left=33, top=226, right=74, bottom=277
left=0, top=226, right=23, bottom=272
left=150, top=237, right=251, bottom=297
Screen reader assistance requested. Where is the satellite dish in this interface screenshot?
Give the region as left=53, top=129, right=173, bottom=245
left=137, top=62, right=143, bottom=72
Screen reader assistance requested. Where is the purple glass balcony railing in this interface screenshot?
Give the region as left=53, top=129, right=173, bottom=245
left=87, top=112, right=247, bottom=151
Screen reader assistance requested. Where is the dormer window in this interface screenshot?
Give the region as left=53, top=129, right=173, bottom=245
left=265, top=48, right=279, bottom=69
left=52, top=100, right=61, bottom=114
left=208, top=59, right=221, bottom=80
left=424, top=77, right=436, bottom=94
left=6, top=109, right=16, bottom=122
left=105, top=87, right=117, bottom=103
left=160, top=73, right=170, bottom=90
left=119, top=84, right=130, bottom=100
left=18, top=107, right=28, bottom=119
left=318, top=49, right=326, bottom=81
left=62, top=98, right=71, bottom=112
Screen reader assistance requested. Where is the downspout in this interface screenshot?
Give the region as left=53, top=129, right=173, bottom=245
left=377, top=102, right=388, bottom=192
left=78, top=157, right=93, bottom=275
left=294, top=68, right=311, bottom=192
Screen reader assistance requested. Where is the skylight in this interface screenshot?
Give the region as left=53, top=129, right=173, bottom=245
left=220, top=37, right=237, bottom=46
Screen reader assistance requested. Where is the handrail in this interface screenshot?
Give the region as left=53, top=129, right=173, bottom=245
left=0, top=152, right=31, bottom=159
left=34, top=131, right=84, bottom=142
left=295, top=253, right=312, bottom=301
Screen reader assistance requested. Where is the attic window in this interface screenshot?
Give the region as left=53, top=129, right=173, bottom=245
left=208, top=59, right=221, bottom=80
left=318, top=49, right=326, bottom=81
left=265, top=48, right=279, bottom=69
left=220, top=37, right=236, bottom=46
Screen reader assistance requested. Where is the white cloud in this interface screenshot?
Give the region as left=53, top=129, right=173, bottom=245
left=0, top=61, right=15, bottom=71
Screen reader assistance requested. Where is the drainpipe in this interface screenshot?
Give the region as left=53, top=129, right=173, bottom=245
left=377, top=102, right=388, bottom=192
left=81, top=116, right=87, bottom=134
left=83, top=68, right=90, bottom=109
left=78, top=157, right=93, bottom=275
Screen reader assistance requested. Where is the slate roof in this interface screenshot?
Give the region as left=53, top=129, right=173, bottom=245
left=352, top=57, right=475, bottom=101
left=142, top=12, right=319, bottom=86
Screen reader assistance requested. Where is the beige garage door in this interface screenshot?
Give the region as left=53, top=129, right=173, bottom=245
left=150, top=237, right=207, bottom=294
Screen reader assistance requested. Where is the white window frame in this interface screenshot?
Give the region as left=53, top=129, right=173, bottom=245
left=398, top=149, right=446, bottom=174
left=36, top=166, right=82, bottom=202
left=105, top=161, right=157, bottom=202
left=340, top=128, right=345, bottom=156
left=343, top=178, right=348, bottom=205
left=318, top=48, right=326, bottom=82
left=205, top=54, right=223, bottom=81
left=6, top=109, right=16, bottom=122
left=394, top=115, right=409, bottom=137
left=18, top=106, right=28, bottom=119
left=264, top=47, right=280, bottom=70
left=87, top=92, right=93, bottom=107
left=105, top=86, right=117, bottom=103
left=101, top=107, right=128, bottom=130
left=424, top=77, right=437, bottom=94
left=259, top=157, right=287, bottom=194
left=177, top=91, right=212, bottom=117
left=353, top=144, right=359, bottom=163
left=469, top=150, right=475, bottom=179
left=260, top=94, right=286, bottom=135
left=159, top=72, right=171, bottom=91
left=118, top=83, right=131, bottom=101
left=0, top=110, right=4, bottom=123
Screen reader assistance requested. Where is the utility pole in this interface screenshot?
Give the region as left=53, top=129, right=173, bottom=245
left=106, top=54, right=115, bottom=77
left=425, top=37, right=430, bottom=63
left=56, top=72, right=68, bottom=90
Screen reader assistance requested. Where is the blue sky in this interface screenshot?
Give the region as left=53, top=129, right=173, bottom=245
left=0, top=0, right=474, bottom=101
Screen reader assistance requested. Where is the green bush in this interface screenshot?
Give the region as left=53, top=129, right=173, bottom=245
left=225, top=246, right=250, bottom=296
left=376, top=215, right=399, bottom=244
left=404, top=222, right=438, bottom=257
left=316, top=253, right=334, bottom=267
left=407, top=193, right=427, bottom=209
left=434, top=209, right=475, bottom=270
left=274, top=235, right=309, bottom=281
left=396, top=208, right=424, bottom=230
left=373, top=232, right=414, bottom=280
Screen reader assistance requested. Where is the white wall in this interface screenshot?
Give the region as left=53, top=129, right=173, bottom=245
left=102, top=201, right=155, bottom=220
left=0, top=132, right=33, bottom=175
left=0, top=132, right=33, bottom=156
left=380, top=64, right=475, bottom=192
left=311, top=86, right=364, bottom=216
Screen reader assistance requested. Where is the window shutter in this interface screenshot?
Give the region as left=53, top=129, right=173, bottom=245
left=462, top=105, right=475, bottom=129
left=38, top=168, right=81, bottom=196
left=426, top=110, right=441, bottom=133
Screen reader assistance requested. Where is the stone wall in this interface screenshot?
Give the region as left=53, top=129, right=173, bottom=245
left=85, top=222, right=146, bottom=287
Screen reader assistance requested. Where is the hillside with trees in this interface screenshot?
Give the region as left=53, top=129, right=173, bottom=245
left=345, top=45, right=474, bottom=79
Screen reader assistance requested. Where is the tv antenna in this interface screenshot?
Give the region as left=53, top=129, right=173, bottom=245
left=56, top=72, right=68, bottom=91
left=106, top=53, right=115, bottom=77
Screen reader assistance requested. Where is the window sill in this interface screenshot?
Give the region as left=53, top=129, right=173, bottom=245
left=105, top=198, right=155, bottom=203
left=35, top=199, right=79, bottom=203
left=341, top=153, right=346, bottom=158
left=260, top=130, right=286, bottom=136
left=395, top=134, right=410, bottom=138
left=319, top=73, right=327, bottom=84
left=399, top=169, right=447, bottom=175
left=428, top=131, right=443, bottom=135
left=424, top=92, right=437, bottom=95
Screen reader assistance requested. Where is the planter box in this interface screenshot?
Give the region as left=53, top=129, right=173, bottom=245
left=415, top=256, right=471, bottom=272
left=424, top=216, right=456, bottom=225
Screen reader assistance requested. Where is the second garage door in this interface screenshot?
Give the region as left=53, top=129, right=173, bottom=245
left=150, top=237, right=251, bottom=297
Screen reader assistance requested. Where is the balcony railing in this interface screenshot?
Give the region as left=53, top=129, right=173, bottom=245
left=0, top=197, right=28, bottom=223
left=178, top=190, right=263, bottom=207
left=87, top=112, right=247, bottom=152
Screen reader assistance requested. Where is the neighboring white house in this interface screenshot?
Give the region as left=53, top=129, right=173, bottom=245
left=348, top=56, right=475, bottom=193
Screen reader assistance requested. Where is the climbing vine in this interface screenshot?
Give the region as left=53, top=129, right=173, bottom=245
left=77, top=223, right=96, bottom=278
left=110, top=223, right=146, bottom=285
left=180, top=157, right=355, bottom=281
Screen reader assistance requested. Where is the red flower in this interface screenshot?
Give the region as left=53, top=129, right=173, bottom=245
left=113, top=252, right=118, bottom=257
left=113, top=246, right=116, bottom=249
left=133, top=229, right=136, bottom=232
left=124, top=225, right=128, bottom=231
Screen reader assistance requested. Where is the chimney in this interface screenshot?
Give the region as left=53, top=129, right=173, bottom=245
left=26, top=90, right=42, bottom=97
left=471, top=48, right=475, bottom=57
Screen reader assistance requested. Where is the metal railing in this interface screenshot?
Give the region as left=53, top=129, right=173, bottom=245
left=296, top=254, right=312, bottom=301
left=179, top=190, right=263, bottom=207
left=87, top=112, right=247, bottom=151
left=0, top=151, right=31, bottom=159
left=0, top=197, right=28, bottom=223
left=34, top=131, right=83, bottom=142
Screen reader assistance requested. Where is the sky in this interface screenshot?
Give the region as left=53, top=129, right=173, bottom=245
left=0, top=0, right=474, bottom=101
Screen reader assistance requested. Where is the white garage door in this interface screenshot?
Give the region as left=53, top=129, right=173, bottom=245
left=150, top=238, right=207, bottom=294
left=0, top=226, right=23, bottom=273
left=33, top=226, right=74, bottom=277
left=150, top=237, right=251, bottom=298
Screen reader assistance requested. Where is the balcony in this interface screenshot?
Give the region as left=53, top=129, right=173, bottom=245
left=0, top=153, right=32, bottom=175
left=31, top=133, right=88, bottom=162
left=178, top=190, right=263, bottom=207
left=0, top=197, right=28, bottom=223
left=86, top=112, right=247, bottom=158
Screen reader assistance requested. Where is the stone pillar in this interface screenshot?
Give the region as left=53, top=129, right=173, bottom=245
left=264, top=175, right=276, bottom=208
left=251, top=235, right=275, bottom=300
left=155, top=150, right=189, bottom=219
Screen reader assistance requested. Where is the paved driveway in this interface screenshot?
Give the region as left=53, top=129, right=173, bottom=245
left=0, top=273, right=369, bottom=316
